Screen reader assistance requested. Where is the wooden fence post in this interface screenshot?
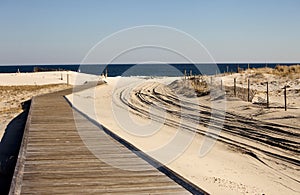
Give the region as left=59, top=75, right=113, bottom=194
left=284, top=85, right=287, bottom=111
left=234, top=78, right=236, bottom=96
left=67, top=74, right=69, bottom=85
left=221, top=79, right=223, bottom=90
left=266, top=81, right=269, bottom=108
left=248, top=79, right=250, bottom=102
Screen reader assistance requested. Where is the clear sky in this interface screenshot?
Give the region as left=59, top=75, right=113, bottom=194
left=0, top=0, right=299, bottom=64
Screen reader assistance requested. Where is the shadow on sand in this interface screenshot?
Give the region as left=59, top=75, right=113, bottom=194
left=0, top=101, right=30, bottom=195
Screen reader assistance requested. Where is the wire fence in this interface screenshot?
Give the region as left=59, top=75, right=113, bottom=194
left=190, top=75, right=294, bottom=111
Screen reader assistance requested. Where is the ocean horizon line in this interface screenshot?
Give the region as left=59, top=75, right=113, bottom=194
left=0, top=62, right=300, bottom=66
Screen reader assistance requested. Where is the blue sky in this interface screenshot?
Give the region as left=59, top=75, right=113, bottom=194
left=0, top=0, right=299, bottom=64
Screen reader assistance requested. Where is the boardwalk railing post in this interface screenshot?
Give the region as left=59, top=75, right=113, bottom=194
left=284, top=85, right=287, bottom=111
left=266, top=81, right=269, bottom=108
left=248, top=79, right=250, bottom=102
left=234, top=78, right=236, bottom=97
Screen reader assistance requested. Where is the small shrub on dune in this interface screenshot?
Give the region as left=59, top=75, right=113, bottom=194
left=289, top=65, right=300, bottom=73
left=273, top=65, right=300, bottom=77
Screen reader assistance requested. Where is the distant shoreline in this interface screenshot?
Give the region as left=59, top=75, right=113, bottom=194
left=0, top=63, right=299, bottom=76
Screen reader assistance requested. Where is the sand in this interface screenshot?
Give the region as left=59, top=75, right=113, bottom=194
left=0, top=71, right=100, bottom=86
left=220, top=69, right=300, bottom=127
left=0, top=71, right=101, bottom=138
left=67, top=72, right=299, bottom=194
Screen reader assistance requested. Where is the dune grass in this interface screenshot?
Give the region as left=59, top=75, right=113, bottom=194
left=0, top=84, right=69, bottom=91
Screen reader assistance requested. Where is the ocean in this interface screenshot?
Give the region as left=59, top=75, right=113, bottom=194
left=0, top=63, right=297, bottom=77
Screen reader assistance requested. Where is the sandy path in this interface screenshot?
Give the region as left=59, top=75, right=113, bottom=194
left=68, top=77, right=300, bottom=194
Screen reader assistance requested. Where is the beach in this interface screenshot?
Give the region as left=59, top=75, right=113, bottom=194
left=0, top=71, right=104, bottom=138
left=0, top=68, right=299, bottom=194
left=0, top=71, right=72, bottom=139
left=67, top=67, right=299, bottom=194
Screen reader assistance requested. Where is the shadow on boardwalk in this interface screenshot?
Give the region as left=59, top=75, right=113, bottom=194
left=0, top=101, right=30, bottom=195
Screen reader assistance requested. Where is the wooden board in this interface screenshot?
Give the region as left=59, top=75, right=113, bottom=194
left=9, top=88, right=207, bottom=194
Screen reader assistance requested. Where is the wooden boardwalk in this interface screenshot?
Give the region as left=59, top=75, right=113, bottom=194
left=9, top=88, right=206, bottom=194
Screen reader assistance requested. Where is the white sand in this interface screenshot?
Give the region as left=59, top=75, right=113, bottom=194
left=0, top=71, right=101, bottom=138
left=0, top=71, right=100, bottom=86
left=67, top=76, right=299, bottom=194
left=220, top=70, right=300, bottom=127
